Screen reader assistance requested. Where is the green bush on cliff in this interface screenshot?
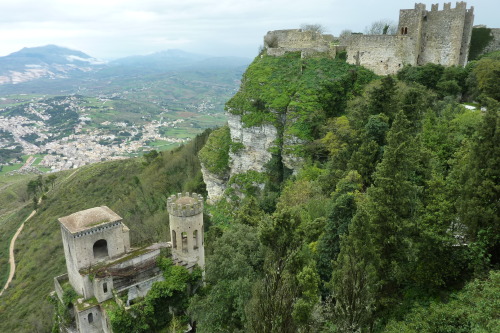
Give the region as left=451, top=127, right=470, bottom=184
left=198, top=126, right=231, bottom=177
left=226, top=52, right=377, bottom=141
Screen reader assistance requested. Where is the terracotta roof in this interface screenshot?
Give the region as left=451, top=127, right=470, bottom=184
left=58, top=206, right=122, bottom=234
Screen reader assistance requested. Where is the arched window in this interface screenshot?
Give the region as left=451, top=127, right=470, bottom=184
left=93, top=239, right=108, bottom=259
left=404, top=27, right=408, bottom=34
left=193, top=230, right=198, bottom=250
left=88, top=312, right=94, bottom=323
left=172, top=230, right=177, bottom=249
left=181, top=232, right=188, bottom=253
left=103, top=282, right=108, bottom=293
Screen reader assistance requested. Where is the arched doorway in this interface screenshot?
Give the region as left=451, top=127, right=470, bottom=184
left=93, top=239, right=109, bottom=259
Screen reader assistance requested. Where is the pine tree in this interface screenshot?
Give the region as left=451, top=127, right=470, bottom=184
left=364, top=111, right=423, bottom=299
left=456, top=100, right=500, bottom=267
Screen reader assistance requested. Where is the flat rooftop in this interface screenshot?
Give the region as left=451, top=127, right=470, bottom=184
left=175, top=196, right=197, bottom=205
left=58, top=206, right=122, bottom=234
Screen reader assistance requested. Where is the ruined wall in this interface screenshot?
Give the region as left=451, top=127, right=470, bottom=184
left=265, top=29, right=336, bottom=58
left=345, top=35, right=416, bottom=75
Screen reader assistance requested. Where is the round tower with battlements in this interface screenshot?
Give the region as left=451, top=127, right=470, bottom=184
left=167, top=192, right=205, bottom=269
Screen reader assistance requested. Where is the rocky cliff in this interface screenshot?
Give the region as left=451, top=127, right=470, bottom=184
left=199, top=51, right=377, bottom=202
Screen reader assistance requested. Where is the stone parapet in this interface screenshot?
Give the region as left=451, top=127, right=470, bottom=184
left=167, top=192, right=204, bottom=217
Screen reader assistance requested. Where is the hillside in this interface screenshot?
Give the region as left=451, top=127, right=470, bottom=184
left=0, top=131, right=209, bottom=332
left=0, top=48, right=499, bottom=332
left=193, top=48, right=500, bottom=332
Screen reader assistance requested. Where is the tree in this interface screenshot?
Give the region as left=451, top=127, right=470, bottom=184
left=189, top=224, right=264, bottom=333
left=46, top=174, right=57, bottom=189
left=316, top=171, right=363, bottom=284
left=473, top=57, right=500, bottom=101
left=363, top=111, right=423, bottom=302
left=301, top=23, right=326, bottom=34
left=455, top=100, right=500, bottom=269
left=364, top=20, right=397, bottom=35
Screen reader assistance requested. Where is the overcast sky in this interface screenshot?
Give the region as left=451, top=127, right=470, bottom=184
left=0, top=0, right=497, bottom=60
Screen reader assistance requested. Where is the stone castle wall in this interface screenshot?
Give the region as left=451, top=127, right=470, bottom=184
left=482, top=28, right=500, bottom=55
left=265, top=3, right=477, bottom=75
left=418, top=2, right=474, bottom=66
left=344, top=2, right=474, bottom=74
left=344, top=35, right=417, bottom=75
left=265, top=29, right=336, bottom=58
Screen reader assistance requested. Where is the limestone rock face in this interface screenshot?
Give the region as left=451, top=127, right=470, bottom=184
left=282, top=134, right=305, bottom=172
left=200, top=164, right=227, bottom=204
left=228, top=114, right=278, bottom=176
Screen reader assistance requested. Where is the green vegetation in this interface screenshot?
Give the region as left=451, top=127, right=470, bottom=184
left=469, top=27, right=494, bottom=61
left=198, top=126, right=231, bottom=177
left=192, top=51, right=500, bottom=333
left=1, top=48, right=499, bottom=332
left=226, top=52, right=377, bottom=141
left=106, top=257, right=202, bottom=332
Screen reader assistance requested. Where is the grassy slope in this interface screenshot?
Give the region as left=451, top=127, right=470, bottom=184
left=0, top=132, right=209, bottom=332
left=0, top=175, right=34, bottom=289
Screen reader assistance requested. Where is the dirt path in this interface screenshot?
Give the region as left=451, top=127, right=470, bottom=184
left=0, top=168, right=79, bottom=297
left=0, top=209, right=35, bottom=297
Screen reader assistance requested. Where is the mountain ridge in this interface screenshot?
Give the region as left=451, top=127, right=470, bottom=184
left=0, top=45, right=251, bottom=86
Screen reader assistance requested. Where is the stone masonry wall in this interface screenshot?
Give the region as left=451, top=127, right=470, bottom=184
left=345, top=35, right=416, bottom=75
left=265, top=29, right=336, bottom=58
left=418, top=2, right=471, bottom=66
left=482, top=28, right=500, bottom=54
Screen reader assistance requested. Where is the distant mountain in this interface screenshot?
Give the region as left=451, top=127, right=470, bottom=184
left=107, top=49, right=251, bottom=74
left=0, top=45, right=105, bottom=84
left=0, top=46, right=251, bottom=87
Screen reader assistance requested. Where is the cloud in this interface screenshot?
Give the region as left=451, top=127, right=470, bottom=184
left=0, top=0, right=497, bottom=59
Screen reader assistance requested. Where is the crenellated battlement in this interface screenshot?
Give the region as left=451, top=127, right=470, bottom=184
left=167, top=192, right=204, bottom=217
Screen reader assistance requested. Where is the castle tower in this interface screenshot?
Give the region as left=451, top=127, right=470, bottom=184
left=58, top=206, right=130, bottom=299
left=398, top=2, right=474, bottom=67
left=167, top=193, right=205, bottom=269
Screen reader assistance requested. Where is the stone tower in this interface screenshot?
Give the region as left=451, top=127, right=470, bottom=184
left=398, top=2, right=474, bottom=67
left=58, top=206, right=130, bottom=299
left=167, top=193, right=205, bottom=269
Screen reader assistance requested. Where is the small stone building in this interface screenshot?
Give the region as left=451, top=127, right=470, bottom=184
left=53, top=193, right=205, bottom=333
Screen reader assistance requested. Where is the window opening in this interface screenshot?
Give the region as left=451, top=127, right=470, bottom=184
left=93, top=239, right=108, bottom=259
left=193, top=230, right=198, bottom=250
left=172, top=230, right=177, bottom=249
left=88, top=313, right=94, bottom=323
left=182, top=232, right=188, bottom=253
left=103, top=282, right=108, bottom=293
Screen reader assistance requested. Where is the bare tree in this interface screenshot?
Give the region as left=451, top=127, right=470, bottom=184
left=364, top=19, right=398, bottom=35
left=339, top=29, right=354, bottom=43
left=300, top=23, right=326, bottom=34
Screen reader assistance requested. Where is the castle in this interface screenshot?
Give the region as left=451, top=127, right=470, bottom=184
left=53, top=193, right=205, bottom=333
left=265, top=2, right=475, bottom=75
